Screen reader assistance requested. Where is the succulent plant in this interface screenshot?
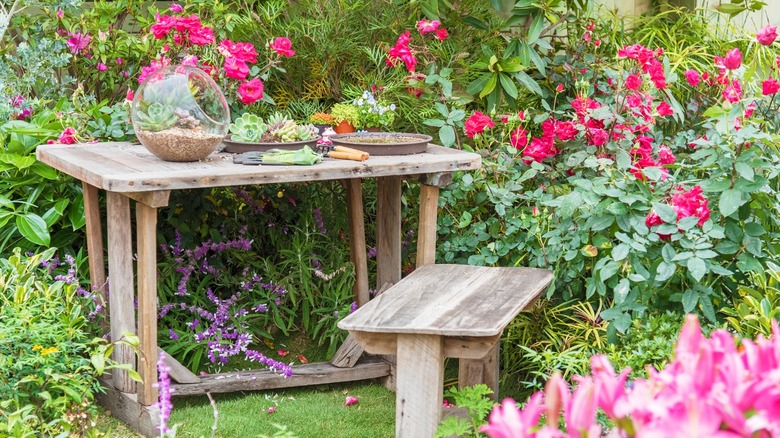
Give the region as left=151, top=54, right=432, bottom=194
left=266, top=112, right=291, bottom=126
left=135, top=102, right=178, bottom=132
left=229, top=113, right=267, bottom=142
left=296, top=124, right=318, bottom=140
left=270, top=120, right=298, bottom=142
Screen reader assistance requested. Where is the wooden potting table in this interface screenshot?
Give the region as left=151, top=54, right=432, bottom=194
left=36, top=142, right=480, bottom=436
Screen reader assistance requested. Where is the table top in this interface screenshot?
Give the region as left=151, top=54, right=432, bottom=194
left=36, top=142, right=481, bottom=193
left=338, top=264, right=553, bottom=337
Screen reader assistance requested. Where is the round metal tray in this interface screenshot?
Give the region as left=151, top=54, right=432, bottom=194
left=329, top=132, right=431, bottom=156
left=222, top=135, right=321, bottom=153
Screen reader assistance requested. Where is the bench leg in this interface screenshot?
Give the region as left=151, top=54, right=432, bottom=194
left=396, top=334, right=443, bottom=438
left=458, top=341, right=499, bottom=401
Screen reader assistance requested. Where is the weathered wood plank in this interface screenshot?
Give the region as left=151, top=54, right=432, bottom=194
left=330, top=334, right=364, bottom=368
left=106, top=192, right=136, bottom=393
left=396, top=334, right=443, bottom=438
left=345, top=179, right=369, bottom=306
left=339, top=264, right=553, bottom=337
left=416, top=184, right=439, bottom=268
left=126, top=190, right=171, bottom=208
left=349, top=331, right=499, bottom=359
left=96, top=378, right=160, bottom=438
left=376, top=176, right=402, bottom=289
left=82, top=182, right=108, bottom=332
left=37, top=143, right=481, bottom=193
left=158, top=347, right=201, bottom=384
left=170, top=356, right=391, bottom=396
left=458, top=341, right=499, bottom=400
left=136, top=202, right=158, bottom=406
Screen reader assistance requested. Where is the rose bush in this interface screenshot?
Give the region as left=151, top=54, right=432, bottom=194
left=439, top=28, right=780, bottom=330
left=138, top=4, right=295, bottom=111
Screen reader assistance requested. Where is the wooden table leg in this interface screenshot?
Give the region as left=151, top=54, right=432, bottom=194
left=106, top=192, right=136, bottom=393
left=82, top=182, right=108, bottom=328
left=416, top=184, right=439, bottom=268
left=136, top=202, right=159, bottom=406
left=376, top=176, right=402, bottom=288
left=345, top=179, right=369, bottom=307
left=396, top=334, right=444, bottom=438
left=458, top=340, right=499, bottom=401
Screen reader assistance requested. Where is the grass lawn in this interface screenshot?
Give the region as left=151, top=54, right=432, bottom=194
left=94, top=381, right=395, bottom=437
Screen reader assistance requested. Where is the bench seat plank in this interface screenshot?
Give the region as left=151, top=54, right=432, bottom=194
left=338, top=264, right=552, bottom=337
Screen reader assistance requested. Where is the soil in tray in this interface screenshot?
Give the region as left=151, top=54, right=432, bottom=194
left=340, top=135, right=422, bottom=144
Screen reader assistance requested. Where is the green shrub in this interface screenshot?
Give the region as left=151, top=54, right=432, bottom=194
left=0, top=248, right=134, bottom=436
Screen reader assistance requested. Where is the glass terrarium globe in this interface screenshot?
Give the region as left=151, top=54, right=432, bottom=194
left=131, top=65, right=230, bottom=162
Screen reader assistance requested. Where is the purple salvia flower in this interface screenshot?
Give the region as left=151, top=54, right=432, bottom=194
left=313, top=208, right=327, bottom=234
left=153, top=352, right=174, bottom=433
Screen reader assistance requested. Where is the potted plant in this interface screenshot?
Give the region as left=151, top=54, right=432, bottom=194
left=330, top=103, right=360, bottom=134
left=224, top=111, right=320, bottom=152
left=353, top=90, right=396, bottom=132
left=309, top=112, right=335, bottom=135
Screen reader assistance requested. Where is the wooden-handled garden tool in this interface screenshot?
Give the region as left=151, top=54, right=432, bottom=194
left=317, top=144, right=370, bottom=161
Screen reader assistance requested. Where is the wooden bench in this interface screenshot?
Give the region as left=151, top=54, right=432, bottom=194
left=338, top=263, right=553, bottom=438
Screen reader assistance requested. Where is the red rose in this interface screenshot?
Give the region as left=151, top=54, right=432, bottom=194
left=223, top=57, right=249, bottom=80
left=464, top=111, right=495, bottom=139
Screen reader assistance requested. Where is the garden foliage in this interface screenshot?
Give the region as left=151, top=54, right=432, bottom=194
left=0, top=248, right=134, bottom=436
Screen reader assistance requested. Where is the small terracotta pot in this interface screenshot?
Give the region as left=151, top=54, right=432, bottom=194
left=334, top=121, right=356, bottom=134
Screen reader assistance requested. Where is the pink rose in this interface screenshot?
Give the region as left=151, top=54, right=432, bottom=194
left=181, top=55, right=198, bottom=66
left=464, top=111, right=495, bottom=139
left=126, top=89, right=134, bottom=101
left=150, top=14, right=174, bottom=39
left=237, top=79, right=264, bottom=105
left=435, top=28, right=449, bottom=41
left=723, top=48, right=742, bottom=70
left=56, top=9, right=63, bottom=19
left=656, top=101, right=674, bottom=117
left=269, top=37, right=295, bottom=57
left=757, top=25, right=778, bottom=46
left=722, top=79, right=742, bottom=103
left=169, top=2, right=183, bottom=12
left=624, top=74, right=642, bottom=90
left=223, top=57, right=249, bottom=80
left=416, top=19, right=440, bottom=35
left=188, top=26, right=214, bottom=46
left=58, top=127, right=77, bottom=144
left=387, top=31, right=417, bottom=72
left=96, top=62, right=107, bottom=72
left=684, top=69, right=700, bottom=87
left=762, top=77, right=779, bottom=96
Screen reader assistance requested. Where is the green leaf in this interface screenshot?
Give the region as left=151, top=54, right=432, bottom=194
left=526, top=13, right=545, bottom=44
left=498, top=73, right=518, bottom=99
left=479, top=74, right=498, bottom=99
left=439, top=125, right=456, bottom=147
left=612, top=243, right=629, bottom=261
left=466, top=73, right=492, bottom=96
left=735, top=162, right=754, bottom=181
left=745, top=222, right=766, bottom=236
left=715, top=3, right=747, bottom=15
left=652, top=203, right=678, bottom=224
left=424, top=118, right=446, bottom=128
left=687, top=257, right=706, bottom=282
left=462, top=15, right=490, bottom=30
left=682, top=289, right=698, bottom=313
left=677, top=216, right=700, bottom=231
left=656, top=261, right=676, bottom=282
left=458, top=211, right=472, bottom=228
left=513, top=72, right=543, bottom=96
left=16, top=213, right=50, bottom=246
left=719, top=189, right=742, bottom=217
